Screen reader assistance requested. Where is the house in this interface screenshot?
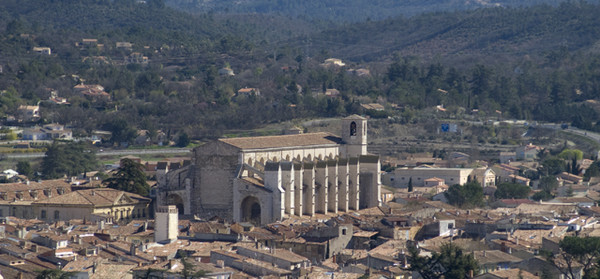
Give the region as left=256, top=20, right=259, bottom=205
left=33, top=47, right=51, bottom=55
left=116, top=42, right=133, bottom=49
left=0, top=179, right=73, bottom=219
left=325, top=88, right=340, bottom=98
left=360, top=103, right=385, bottom=111
left=499, top=152, right=517, bottom=164
left=32, top=188, right=151, bottom=223
left=470, top=168, right=496, bottom=187
left=384, top=167, right=474, bottom=188
left=236, top=87, right=260, bottom=96
left=558, top=172, right=583, bottom=185
left=16, top=105, right=40, bottom=122
left=81, top=38, right=98, bottom=45
left=322, top=58, right=345, bottom=67
left=381, top=187, right=394, bottom=203
left=474, top=250, right=523, bottom=275
left=347, top=68, right=370, bottom=76
left=508, top=174, right=530, bottom=186
left=21, top=124, right=72, bottom=141
left=73, top=84, right=111, bottom=102
left=516, top=144, right=539, bottom=161
left=47, top=90, right=69, bottom=105
left=492, top=164, right=520, bottom=182
left=218, top=67, right=235, bottom=76
left=125, top=52, right=148, bottom=64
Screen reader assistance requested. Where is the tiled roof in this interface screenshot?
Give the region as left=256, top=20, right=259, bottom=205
left=219, top=132, right=341, bottom=150
left=34, top=188, right=150, bottom=206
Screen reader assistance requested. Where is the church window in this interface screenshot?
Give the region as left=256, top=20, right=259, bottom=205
left=54, top=210, right=60, bottom=220
left=350, top=122, right=357, bottom=136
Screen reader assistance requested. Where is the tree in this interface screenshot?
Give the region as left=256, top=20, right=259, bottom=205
left=16, top=161, right=33, bottom=178
left=408, top=177, right=413, bottom=192
left=494, top=182, right=531, bottom=199
left=104, top=158, right=150, bottom=196
left=36, top=269, right=75, bottom=279
left=542, top=157, right=567, bottom=175
left=104, top=118, right=136, bottom=145
left=407, top=242, right=478, bottom=279
left=544, top=236, right=600, bottom=279
left=177, top=132, right=190, bottom=147
left=445, top=181, right=484, bottom=208
left=584, top=161, right=600, bottom=181
left=41, top=142, right=98, bottom=179
left=532, top=190, right=554, bottom=201
left=558, top=149, right=584, bottom=161
left=539, top=176, right=559, bottom=194
left=181, top=256, right=207, bottom=279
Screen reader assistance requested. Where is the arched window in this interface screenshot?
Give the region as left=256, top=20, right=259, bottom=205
left=350, top=122, right=357, bottom=136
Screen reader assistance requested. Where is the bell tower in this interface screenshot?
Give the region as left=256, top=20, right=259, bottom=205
left=341, top=115, right=367, bottom=157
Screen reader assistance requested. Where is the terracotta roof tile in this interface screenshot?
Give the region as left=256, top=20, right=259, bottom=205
left=34, top=188, right=150, bottom=206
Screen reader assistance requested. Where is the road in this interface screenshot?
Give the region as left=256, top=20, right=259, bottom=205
left=3, top=148, right=191, bottom=159
left=469, top=120, right=600, bottom=145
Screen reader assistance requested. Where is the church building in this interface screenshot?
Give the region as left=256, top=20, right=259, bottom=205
left=157, top=115, right=381, bottom=225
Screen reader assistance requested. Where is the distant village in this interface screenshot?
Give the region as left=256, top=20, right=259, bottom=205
left=0, top=115, right=599, bottom=279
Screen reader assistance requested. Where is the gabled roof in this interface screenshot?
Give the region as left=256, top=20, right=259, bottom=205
left=33, top=188, right=150, bottom=207
left=219, top=132, right=341, bottom=150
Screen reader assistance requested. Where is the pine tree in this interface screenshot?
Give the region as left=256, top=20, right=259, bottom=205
left=104, top=159, right=149, bottom=196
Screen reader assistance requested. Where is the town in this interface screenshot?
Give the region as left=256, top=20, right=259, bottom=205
left=3, top=0, right=600, bottom=278
left=0, top=114, right=599, bottom=279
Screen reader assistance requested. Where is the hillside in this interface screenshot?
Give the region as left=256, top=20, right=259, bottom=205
left=165, top=0, right=596, bottom=22
left=290, top=2, right=600, bottom=64
left=1, top=1, right=600, bottom=142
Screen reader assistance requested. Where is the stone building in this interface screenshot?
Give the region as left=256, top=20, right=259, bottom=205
left=157, top=115, right=382, bottom=225
left=32, top=188, right=151, bottom=223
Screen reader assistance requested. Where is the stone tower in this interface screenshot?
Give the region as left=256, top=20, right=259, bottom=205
left=154, top=205, right=178, bottom=243
left=341, top=115, right=368, bottom=157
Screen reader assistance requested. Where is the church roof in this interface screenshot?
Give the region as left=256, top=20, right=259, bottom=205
left=219, top=132, right=341, bottom=150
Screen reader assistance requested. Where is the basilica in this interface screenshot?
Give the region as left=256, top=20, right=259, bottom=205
left=156, top=115, right=382, bottom=225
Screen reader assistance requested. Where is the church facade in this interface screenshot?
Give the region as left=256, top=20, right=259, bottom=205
left=157, top=115, right=381, bottom=225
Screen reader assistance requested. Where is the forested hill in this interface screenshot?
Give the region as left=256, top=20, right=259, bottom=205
left=0, top=0, right=313, bottom=54
left=166, top=0, right=599, bottom=22
left=297, top=2, right=600, bottom=63
left=0, top=0, right=236, bottom=52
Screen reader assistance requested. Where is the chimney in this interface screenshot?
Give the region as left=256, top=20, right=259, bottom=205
left=483, top=250, right=486, bottom=257
left=216, top=260, right=225, bottom=269
left=91, top=190, right=95, bottom=196
left=130, top=243, right=137, bottom=256
left=92, top=262, right=97, bottom=274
